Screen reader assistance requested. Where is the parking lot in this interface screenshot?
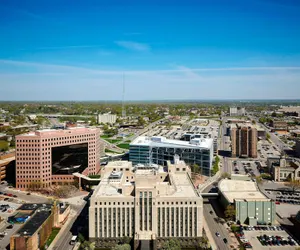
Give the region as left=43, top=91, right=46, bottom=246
left=0, top=222, right=22, bottom=249
left=0, top=198, right=23, bottom=250
left=232, top=160, right=260, bottom=177
left=243, top=230, right=298, bottom=250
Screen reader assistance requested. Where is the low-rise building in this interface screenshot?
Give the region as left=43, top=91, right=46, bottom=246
left=270, top=120, right=288, bottom=131
left=230, top=107, right=245, bottom=116
left=89, top=158, right=203, bottom=249
left=97, top=114, right=117, bottom=124
left=270, top=158, right=300, bottom=182
left=218, top=179, right=275, bottom=225
left=10, top=202, right=70, bottom=250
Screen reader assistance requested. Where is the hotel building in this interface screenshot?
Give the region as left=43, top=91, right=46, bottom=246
left=89, top=157, right=203, bottom=248
left=15, top=127, right=101, bottom=190
left=129, top=136, right=213, bottom=176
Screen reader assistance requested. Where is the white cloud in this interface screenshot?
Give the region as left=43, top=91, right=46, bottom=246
left=1, top=59, right=300, bottom=100
left=115, top=41, right=150, bottom=51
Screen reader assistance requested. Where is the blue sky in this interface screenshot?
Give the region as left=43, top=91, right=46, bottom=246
left=1, top=0, right=300, bottom=100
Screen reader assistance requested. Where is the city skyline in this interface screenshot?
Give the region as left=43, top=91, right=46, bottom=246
left=1, top=0, right=300, bottom=100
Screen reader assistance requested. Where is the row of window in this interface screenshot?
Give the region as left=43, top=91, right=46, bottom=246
left=157, top=207, right=197, bottom=237
left=16, top=134, right=95, bottom=143
left=95, top=207, right=134, bottom=238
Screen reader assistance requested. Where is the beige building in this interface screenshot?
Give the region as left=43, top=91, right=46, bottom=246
left=271, top=158, right=300, bottom=182
left=89, top=157, right=203, bottom=248
left=97, top=114, right=117, bottom=124
left=231, top=126, right=257, bottom=158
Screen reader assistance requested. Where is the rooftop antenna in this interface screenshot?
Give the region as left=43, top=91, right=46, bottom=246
left=122, top=73, right=126, bottom=117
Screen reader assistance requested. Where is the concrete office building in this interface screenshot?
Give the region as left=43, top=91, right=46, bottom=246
left=219, top=179, right=275, bottom=225
left=230, top=107, right=245, bottom=116
left=231, top=126, right=257, bottom=158
left=97, top=114, right=117, bottom=124
left=129, top=136, right=214, bottom=176
left=15, top=127, right=101, bottom=190
left=89, top=158, right=203, bottom=249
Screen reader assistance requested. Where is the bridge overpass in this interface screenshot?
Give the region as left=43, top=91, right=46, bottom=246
left=200, top=193, right=219, bottom=199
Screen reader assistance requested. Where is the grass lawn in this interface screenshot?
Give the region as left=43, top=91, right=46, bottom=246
left=42, top=228, right=60, bottom=249
left=0, top=140, right=9, bottom=151
left=117, top=143, right=130, bottom=149
left=88, top=175, right=101, bottom=179
left=105, top=148, right=119, bottom=154
left=105, top=139, right=122, bottom=144
left=100, top=135, right=110, bottom=139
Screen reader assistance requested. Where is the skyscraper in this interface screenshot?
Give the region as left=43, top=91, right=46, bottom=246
left=231, top=126, right=257, bottom=158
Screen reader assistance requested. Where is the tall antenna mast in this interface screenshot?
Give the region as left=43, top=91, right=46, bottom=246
left=122, top=73, right=126, bottom=117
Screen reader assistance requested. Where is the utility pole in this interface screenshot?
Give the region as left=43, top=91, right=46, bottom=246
left=122, top=73, right=126, bottom=118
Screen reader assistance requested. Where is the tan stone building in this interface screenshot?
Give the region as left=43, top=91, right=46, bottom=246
left=89, top=157, right=203, bottom=248
left=231, top=126, right=257, bottom=158
left=271, top=158, right=300, bottom=182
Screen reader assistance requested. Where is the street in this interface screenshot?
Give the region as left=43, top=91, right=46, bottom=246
left=50, top=200, right=88, bottom=250
left=0, top=184, right=49, bottom=204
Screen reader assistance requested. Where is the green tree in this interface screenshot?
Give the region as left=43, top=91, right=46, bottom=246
left=221, top=172, right=231, bottom=179
left=162, top=239, right=181, bottom=250
left=266, top=133, right=271, bottom=140
left=80, top=241, right=95, bottom=250
left=113, top=244, right=131, bottom=250
left=224, top=205, right=236, bottom=221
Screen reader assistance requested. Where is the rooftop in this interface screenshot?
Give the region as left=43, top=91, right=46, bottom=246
left=16, top=127, right=98, bottom=138
left=17, top=209, right=52, bottom=236
left=93, top=160, right=200, bottom=199
left=130, top=136, right=213, bottom=149
left=219, top=179, right=269, bottom=203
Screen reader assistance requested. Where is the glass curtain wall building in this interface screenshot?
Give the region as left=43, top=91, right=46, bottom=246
left=129, top=136, right=213, bottom=176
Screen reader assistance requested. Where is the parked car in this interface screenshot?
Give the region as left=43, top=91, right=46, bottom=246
left=6, top=225, right=13, bottom=229
left=223, top=238, right=228, bottom=244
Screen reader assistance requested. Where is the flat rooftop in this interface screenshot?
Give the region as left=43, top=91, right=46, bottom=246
left=17, top=127, right=98, bottom=137
left=17, top=209, right=52, bottom=236
left=219, top=179, right=269, bottom=203
left=93, top=161, right=200, bottom=199
left=18, top=203, right=52, bottom=211
left=131, top=136, right=213, bottom=149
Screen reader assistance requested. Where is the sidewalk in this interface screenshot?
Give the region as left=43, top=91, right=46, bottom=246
left=203, top=217, right=217, bottom=250
left=47, top=210, right=76, bottom=250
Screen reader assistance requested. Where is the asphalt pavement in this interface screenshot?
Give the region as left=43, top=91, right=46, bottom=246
left=50, top=201, right=87, bottom=250
left=0, top=184, right=49, bottom=204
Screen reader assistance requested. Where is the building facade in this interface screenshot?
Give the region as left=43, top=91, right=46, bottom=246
left=270, top=158, right=300, bottom=182
left=270, top=120, right=288, bottom=130
left=129, top=136, right=213, bottom=176
left=218, top=179, right=275, bottom=225
left=231, top=126, right=257, bottom=158
left=97, top=114, right=117, bottom=124
left=230, top=107, right=245, bottom=116
left=15, top=127, right=101, bottom=190
left=89, top=159, right=203, bottom=249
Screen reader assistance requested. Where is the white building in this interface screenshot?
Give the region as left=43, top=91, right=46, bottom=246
left=230, top=107, right=246, bottom=116
left=97, top=114, right=117, bottom=124
left=89, top=158, right=203, bottom=248
left=129, top=136, right=214, bottom=176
